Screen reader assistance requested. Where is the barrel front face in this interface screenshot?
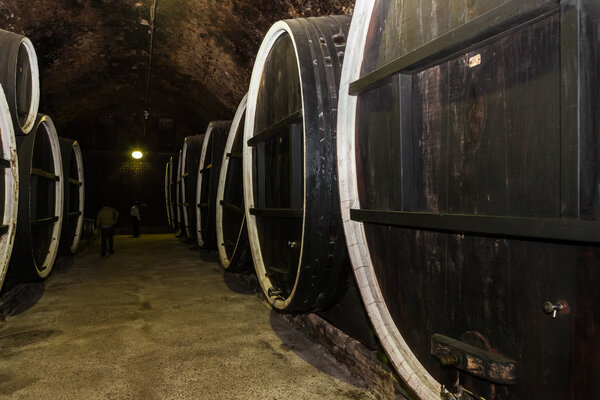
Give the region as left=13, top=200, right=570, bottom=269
left=216, top=95, right=251, bottom=270
left=180, top=140, right=191, bottom=238
left=181, top=135, right=205, bottom=242
left=249, top=30, right=304, bottom=304
left=244, top=16, right=351, bottom=312
left=195, top=122, right=230, bottom=249
left=338, top=1, right=600, bottom=399
left=168, top=157, right=176, bottom=229
left=11, top=115, right=63, bottom=281
left=30, top=118, right=63, bottom=273
left=0, top=30, right=40, bottom=134
left=0, top=85, right=19, bottom=289
left=165, top=157, right=174, bottom=228
left=175, top=149, right=186, bottom=238
left=59, top=138, right=84, bottom=254
left=164, top=158, right=171, bottom=227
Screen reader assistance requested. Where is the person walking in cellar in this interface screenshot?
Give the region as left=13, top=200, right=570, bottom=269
left=96, top=202, right=119, bottom=256
left=130, top=201, right=141, bottom=238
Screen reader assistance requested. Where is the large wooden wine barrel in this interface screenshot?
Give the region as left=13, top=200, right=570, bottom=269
left=216, top=95, right=251, bottom=271
left=175, top=148, right=186, bottom=238
left=195, top=121, right=230, bottom=249
left=0, top=29, right=39, bottom=135
left=180, top=134, right=205, bottom=241
left=10, top=114, right=63, bottom=281
left=169, top=155, right=178, bottom=230
left=337, top=1, right=600, bottom=399
left=164, top=156, right=174, bottom=229
left=0, top=85, right=19, bottom=289
left=243, top=16, right=351, bottom=312
left=58, top=138, right=84, bottom=255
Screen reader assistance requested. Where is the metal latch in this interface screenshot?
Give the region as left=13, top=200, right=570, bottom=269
left=543, top=301, right=567, bottom=318
left=431, top=333, right=518, bottom=385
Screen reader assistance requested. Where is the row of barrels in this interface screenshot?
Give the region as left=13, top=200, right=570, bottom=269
left=166, top=2, right=599, bottom=399
left=0, top=29, right=85, bottom=291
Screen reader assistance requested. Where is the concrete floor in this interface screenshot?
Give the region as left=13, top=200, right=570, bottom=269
left=0, top=234, right=378, bottom=400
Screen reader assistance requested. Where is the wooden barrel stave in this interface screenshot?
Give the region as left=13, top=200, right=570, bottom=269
left=0, top=85, right=19, bottom=289
left=216, top=94, right=252, bottom=270
left=58, top=138, right=84, bottom=255
left=0, top=29, right=39, bottom=135
left=338, top=1, right=600, bottom=399
left=9, top=114, right=63, bottom=281
left=195, top=121, right=230, bottom=249
left=181, top=134, right=205, bottom=241
left=244, top=16, right=351, bottom=312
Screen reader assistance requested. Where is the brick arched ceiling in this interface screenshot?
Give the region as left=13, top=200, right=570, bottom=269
left=0, top=0, right=353, bottom=151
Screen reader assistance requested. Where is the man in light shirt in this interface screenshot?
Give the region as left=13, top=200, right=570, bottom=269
left=130, top=201, right=141, bottom=238
left=96, top=202, right=119, bottom=256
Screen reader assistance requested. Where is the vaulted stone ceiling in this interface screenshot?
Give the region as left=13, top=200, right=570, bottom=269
left=0, top=0, right=353, bottom=150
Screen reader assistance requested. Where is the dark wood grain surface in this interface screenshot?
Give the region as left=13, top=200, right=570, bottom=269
left=352, top=1, right=599, bottom=398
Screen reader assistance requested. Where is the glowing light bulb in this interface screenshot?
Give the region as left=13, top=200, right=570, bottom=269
left=132, top=150, right=143, bottom=159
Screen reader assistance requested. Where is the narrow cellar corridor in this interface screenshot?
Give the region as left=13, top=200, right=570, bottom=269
left=0, top=0, right=598, bottom=398
left=0, top=234, right=376, bottom=399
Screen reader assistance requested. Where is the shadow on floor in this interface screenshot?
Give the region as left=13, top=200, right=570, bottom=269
left=196, top=249, right=218, bottom=263
left=52, top=256, right=75, bottom=274
left=0, top=255, right=78, bottom=319
left=222, top=270, right=258, bottom=295
left=0, top=281, right=46, bottom=319
left=269, top=310, right=360, bottom=386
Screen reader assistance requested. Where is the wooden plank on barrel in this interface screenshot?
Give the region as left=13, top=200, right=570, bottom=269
left=349, top=0, right=559, bottom=95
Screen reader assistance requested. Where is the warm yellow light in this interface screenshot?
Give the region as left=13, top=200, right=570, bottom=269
left=132, top=150, right=143, bottom=159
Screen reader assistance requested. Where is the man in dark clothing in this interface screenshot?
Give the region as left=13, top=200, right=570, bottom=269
left=96, top=203, right=119, bottom=256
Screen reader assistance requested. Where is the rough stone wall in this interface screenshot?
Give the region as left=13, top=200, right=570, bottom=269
left=0, top=0, right=354, bottom=144
left=0, top=0, right=353, bottom=228
left=83, top=151, right=172, bottom=232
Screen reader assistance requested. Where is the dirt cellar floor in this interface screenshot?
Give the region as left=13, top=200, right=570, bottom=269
left=0, top=234, right=378, bottom=400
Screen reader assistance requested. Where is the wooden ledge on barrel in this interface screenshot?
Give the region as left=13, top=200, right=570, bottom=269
left=30, top=216, right=59, bottom=227
left=31, top=167, right=60, bottom=181
left=431, top=333, right=518, bottom=385
left=350, top=209, right=600, bottom=245
left=249, top=207, right=302, bottom=219
left=348, top=0, right=560, bottom=96
left=247, top=110, right=303, bottom=147
left=200, top=164, right=212, bottom=174
left=226, top=152, right=242, bottom=159
left=219, top=200, right=244, bottom=215
left=68, top=177, right=83, bottom=186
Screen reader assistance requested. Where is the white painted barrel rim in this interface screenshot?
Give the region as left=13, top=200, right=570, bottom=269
left=181, top=138, right=191, bottom=238
left=70, top=141, right=84, bottom=253
left=176, top=149, right=183, bottom=231
left=216, top=94, right=247, bottom=269
left=195, top=124, right=214, bottom=248
left=0, top=85, right=19, bottom=288
left=17, top=37, right=40, bottom=135
left=35, top=115, right=64, bottom=278
left=243, top=21, right=307, bottom=310
left=336, top=2, right=442, bottom=399
left=167, top=158, right=175, bottom=228
left=165, top=159, right=172, bottom=227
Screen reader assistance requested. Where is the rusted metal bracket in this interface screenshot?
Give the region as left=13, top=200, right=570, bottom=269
left=431, top=334, right=518, bottom=385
